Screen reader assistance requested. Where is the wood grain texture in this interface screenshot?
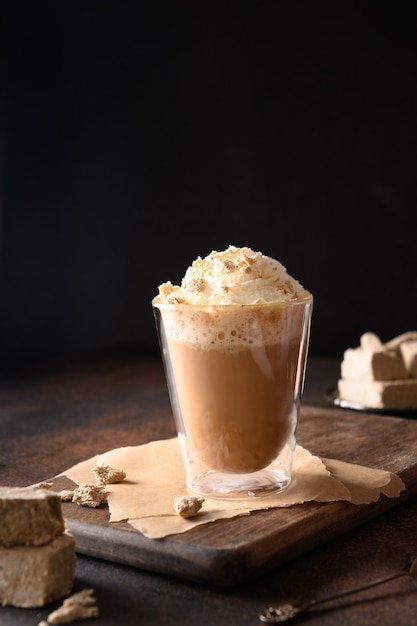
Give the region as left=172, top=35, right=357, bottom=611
left=54, top=407, right=417, bottom=586
left=4, top=354, right=417, bottom=626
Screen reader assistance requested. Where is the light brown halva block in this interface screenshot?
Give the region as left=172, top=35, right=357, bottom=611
left=0, top=486, right=65, bottom=547
left=399, top=340, right=417, bottom=378
left=338, top=378, right=417, bottom=409
left=340, top=348, right=407, bottom=381
left=0, top=533, right=76, bottom=608
left=338, top=332, right=417, bottom=408
left=385, top=331, right=417, bottom=350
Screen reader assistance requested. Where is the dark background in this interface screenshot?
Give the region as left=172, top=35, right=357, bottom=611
left=1, top=2, right=416, bottom=369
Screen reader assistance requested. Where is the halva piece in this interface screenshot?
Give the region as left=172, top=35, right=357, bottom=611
left=0, top=533, right=76, bottom=608
left=338, top=331, right=417, bottom=408
left=72, top=484, right=107, bottom=507
left=385, top=331, right=417, bottom=351
left=43, top=588, right=99, bottom=624
left=0, top=486, right=65, bottom=548
left=92, top=464, right=126, bottom=485
left=338, top=378, right=417, bottom=409
left=340, top=332, right=407, bottom=381
left=399, top=340, right=417, bottom=378
left=174, top=496, right=205, bottom=518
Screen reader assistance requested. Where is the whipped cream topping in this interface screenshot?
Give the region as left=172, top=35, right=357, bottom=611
left=154, top=245, right=308, bottom=306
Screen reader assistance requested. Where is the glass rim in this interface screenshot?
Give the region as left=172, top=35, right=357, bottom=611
left=152, top=292, right=313, bottom=310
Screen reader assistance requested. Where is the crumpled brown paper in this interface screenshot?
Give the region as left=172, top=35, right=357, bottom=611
left=58, top=438, right=405, bottom=539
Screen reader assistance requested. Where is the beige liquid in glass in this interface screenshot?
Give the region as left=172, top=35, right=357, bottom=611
left=161, top=302, right=308, bottom=475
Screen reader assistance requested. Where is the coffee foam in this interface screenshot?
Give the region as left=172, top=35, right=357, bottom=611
left=159, top=301, right=310, bottom=351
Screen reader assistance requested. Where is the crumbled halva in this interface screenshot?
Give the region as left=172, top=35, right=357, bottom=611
left=174, top=496, right=205, bottom=518
left=41, top=588, right=99, bottom=624
left=72, top=484, right=107, bottom=507
left=91, top=464, right=126, bottom=485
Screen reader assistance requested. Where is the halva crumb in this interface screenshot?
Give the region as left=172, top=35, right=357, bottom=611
left=72, top=484, right=107, bottom=508
left=39, top=588, right=99, bottom=624
left=174, top=496, right=205, bottom=518
left=30, top=481, right=54, bottom=490
left=92, top=463, right=126, bottom=485
left=59, top=489, right=75, bottom=502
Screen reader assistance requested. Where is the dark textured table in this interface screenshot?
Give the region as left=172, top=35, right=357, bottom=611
left=1, top=352, right=417, bottom=625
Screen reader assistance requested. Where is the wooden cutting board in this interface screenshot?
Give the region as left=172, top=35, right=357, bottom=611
left=54, top=406, right=417, bottom=586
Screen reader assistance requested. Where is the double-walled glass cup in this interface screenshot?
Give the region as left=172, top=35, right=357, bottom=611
left=153, top=294, right=312, bottom=499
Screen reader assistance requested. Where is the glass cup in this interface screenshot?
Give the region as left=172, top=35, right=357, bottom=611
left=152, top=294, right=313, bottom=499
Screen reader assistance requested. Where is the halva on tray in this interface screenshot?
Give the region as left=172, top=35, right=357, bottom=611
left=338, top=331, right=417, bottom=409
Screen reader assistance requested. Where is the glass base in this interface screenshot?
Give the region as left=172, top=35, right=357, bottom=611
left=187, top=467, right=292, bottom=500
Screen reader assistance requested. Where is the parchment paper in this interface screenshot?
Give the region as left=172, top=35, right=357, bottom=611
left=58, top=438, right=405, bottom=539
